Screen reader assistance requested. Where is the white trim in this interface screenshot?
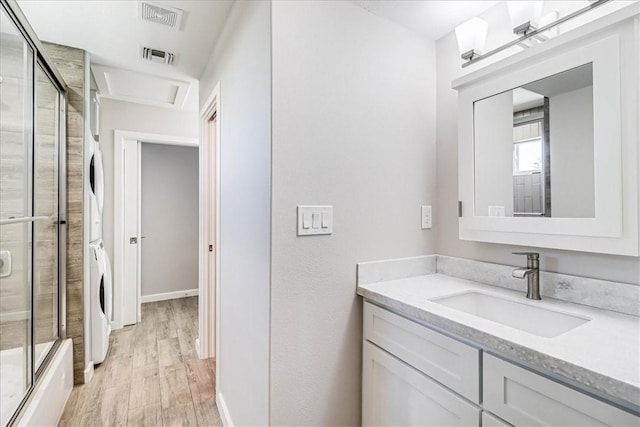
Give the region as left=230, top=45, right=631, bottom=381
left=113, top=130, right=198, bottom=329
left=195, top=338, right=201, bottom=359
left=216, top=393, right=233, bottom=427
left=136, top=141, right=142, bottom=323
left=140, top=289, right=199, bottom=303
left=83, top=362, right=94, bottom=384
left=198, top=82, right=221, bottom=364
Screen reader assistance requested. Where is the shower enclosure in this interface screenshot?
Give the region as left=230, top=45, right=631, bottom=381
left=0, top=1, right=67, bottom=425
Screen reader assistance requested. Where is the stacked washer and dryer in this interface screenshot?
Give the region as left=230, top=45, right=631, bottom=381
left=88, top=135, right=113, bottom=364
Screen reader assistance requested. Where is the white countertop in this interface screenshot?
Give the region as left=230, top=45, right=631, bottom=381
left=357, top=273, right=640, bottom=409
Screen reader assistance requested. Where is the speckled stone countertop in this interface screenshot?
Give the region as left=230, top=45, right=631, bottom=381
left=357, top=273, right=640, bottom=412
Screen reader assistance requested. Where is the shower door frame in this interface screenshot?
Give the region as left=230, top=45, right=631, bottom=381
left=1, top=0, right=68, bottom=425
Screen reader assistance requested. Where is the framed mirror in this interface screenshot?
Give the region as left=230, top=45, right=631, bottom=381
left=453, top=11, right=638, bottom=256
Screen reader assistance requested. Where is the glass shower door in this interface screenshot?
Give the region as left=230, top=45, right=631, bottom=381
left=0, top=7, right=35, bottom=426
left=1, top=3, right=64, bottom=426
left=33, top=64, right=60, bottom=371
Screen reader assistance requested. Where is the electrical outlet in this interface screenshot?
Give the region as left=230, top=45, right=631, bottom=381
left=421, top=206, right=432, bottom=229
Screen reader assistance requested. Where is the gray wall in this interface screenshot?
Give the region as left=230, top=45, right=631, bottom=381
left=271, top=1, right=437, bottom=424
left=549, top=86, right=595, bottom=218
left=435, top=10, right=640, bottom=285
left=141, top=144, right=199, bottom=297
left=198, top=1, right=272, bottom=425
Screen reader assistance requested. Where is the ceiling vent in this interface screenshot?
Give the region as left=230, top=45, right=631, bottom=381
left=141, top=47, right=175, bottom=65
left=139, top=2, right=184, bottom=30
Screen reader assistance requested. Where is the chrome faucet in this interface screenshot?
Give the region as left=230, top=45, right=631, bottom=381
left=512, top=252, right=541, bottom=300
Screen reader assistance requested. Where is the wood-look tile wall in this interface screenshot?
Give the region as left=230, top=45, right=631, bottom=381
left=43, top=42, right=86, bottom=384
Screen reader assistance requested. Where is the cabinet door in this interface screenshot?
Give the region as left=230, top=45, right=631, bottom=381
left=364, top=302, right=480, bottom=403
left=482, top=411, right=512, bottom=427
left=483, top=354, right=639, bottom=426
left=363, top=342, right=480, bottom=427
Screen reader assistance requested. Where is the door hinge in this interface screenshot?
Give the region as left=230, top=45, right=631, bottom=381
left=458, top=201, right=463, bottom=218
left=209, top=245, right=213, bottom=252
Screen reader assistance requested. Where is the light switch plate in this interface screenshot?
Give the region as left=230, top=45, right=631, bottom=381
left=298, top=206, right=333, bottom=236
left=421, top=205, right=432, bottom=229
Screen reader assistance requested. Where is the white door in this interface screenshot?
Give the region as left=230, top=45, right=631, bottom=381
left=122, top=139, right=139, bottom=326
left=362, top=341, right=480, bottom=426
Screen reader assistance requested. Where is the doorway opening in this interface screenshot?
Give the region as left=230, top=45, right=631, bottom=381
left=113, top=132, right=198, bottom=329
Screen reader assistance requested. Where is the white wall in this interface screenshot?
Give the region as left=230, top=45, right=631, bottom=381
left=474, top=91, right=514, bottom=216
left=271, top=1, right=436, bottom=424
left=435, top=2, right=640, bottom=285
left=99, top=98, right=198, bottom=273
left=140, top=144, right=199, bottom=297
left=549, top=86, right=595, bottom=218
left=198, top=1, right=271, bottom=425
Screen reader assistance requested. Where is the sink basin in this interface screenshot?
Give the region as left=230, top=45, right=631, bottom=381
left=431, top=291, right=590, bottom=338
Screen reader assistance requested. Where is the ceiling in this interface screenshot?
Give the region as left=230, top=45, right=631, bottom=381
left=17, top=0, right=502, bottom=110
left=352, top=0, right=500, bottom=40
left=17, top=0, right=234, bottom=111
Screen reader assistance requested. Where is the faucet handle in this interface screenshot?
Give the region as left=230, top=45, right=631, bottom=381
left=513, top=252, right=539, bottom=260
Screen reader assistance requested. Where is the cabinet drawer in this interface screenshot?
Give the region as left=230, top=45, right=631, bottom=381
left=364, top=302, right=480, bottom=403
left=482, top=411, right=512, bottom=427
left=483, top=354, right=639, bottom=426
left=363, top=341, right=480, bottom=427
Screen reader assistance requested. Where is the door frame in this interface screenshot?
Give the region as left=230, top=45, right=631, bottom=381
left=198, top=82, right=221, bottom=362
left=113, top=130, right=198, bottom=329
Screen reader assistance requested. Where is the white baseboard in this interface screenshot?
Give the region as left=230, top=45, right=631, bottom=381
left=217, top=393, right=233, bottom=427
left=140, top=289, right=198, bottom=303
left=83, top=362, right=94, bottom=384
left=195, top=338, right=202, bottom=359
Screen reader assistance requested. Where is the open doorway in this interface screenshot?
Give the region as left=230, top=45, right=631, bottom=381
left=140, top=143, right=199, bottom=303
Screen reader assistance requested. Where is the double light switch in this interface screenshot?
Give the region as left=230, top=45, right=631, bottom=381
left=297, top=206, right=333, bottom=236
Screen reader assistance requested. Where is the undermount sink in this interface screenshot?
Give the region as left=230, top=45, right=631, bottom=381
left=431, top=291, right=590, bottom=338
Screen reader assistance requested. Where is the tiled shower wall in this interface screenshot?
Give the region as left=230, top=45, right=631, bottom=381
left=43, top=42, right=86, bottom=384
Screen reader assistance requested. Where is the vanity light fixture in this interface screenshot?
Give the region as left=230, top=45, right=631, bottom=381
left=460, top=0, right=610, bottom=68
left=507, top=1, right=544, bottom=36
left=455, top=17, right=489, bottom=61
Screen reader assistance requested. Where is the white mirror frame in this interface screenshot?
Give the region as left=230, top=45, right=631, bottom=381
left=453, top=6, right=639, bottom=256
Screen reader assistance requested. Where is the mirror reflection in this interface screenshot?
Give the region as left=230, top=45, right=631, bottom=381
left=473, top=63, right=595, bottom=218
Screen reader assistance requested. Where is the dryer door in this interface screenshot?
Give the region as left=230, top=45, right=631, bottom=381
left=103, top=249, right=113, bottom=322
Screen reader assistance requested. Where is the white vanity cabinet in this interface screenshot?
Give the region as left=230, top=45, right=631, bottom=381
left=483, top=354, right=639, bottom=426
left=362, top=302, right=640, bottom=427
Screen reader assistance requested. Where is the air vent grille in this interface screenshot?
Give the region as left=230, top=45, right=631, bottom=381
left=139, top=2, right=183, bottom=29
left=141, top=47, right=175, bottom=65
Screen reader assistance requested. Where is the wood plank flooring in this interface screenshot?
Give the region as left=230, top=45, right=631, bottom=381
left=58, top=297, right=221, bottom=426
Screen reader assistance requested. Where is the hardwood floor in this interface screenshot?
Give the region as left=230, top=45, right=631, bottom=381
left=58, top=297, right=221, bottom=426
